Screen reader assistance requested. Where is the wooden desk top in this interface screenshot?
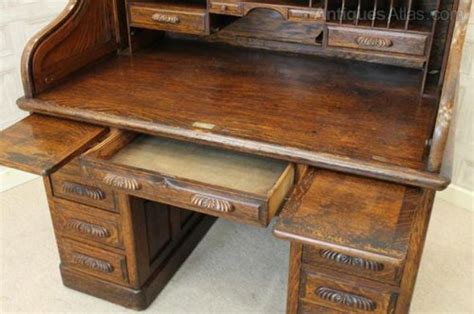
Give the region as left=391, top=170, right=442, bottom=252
left=18, top=39, right=446, bottom=189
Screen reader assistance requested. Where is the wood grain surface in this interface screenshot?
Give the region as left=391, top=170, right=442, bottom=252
left=0, top=114, right=107, bottom=175
left=16, top=39, right=448, bottom=189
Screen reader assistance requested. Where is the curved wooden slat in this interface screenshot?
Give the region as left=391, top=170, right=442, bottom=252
left=21, top=0, right=119, bottom=97
left=428, top=0, right=472, bottom=172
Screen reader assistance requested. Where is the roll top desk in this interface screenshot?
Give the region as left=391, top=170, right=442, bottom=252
left=0, top=0, right=471, bottom=312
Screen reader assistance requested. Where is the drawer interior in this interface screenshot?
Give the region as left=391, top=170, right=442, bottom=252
left=84, top=131, right=293, bottom=198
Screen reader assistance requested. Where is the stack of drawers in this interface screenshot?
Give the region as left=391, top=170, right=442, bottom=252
left=44, top=157, right=218, bottom=310
left=275, top=169, right=425, bottom=313
left=296, top=245, right=400, bottom=313
left=46, top=160, right=131, bottom=287
left=39, top=130, right=296, bottom=309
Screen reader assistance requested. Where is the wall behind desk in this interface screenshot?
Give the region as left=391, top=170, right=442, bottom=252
left=0, top=0, right=472, bottom=210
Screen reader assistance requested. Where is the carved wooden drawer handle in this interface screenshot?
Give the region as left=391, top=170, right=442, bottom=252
left=62, top=181, right=105, bottom=200
left=191, top=194, right=235, bottom=212
left=72, top=253, right=114, bottom=273
left=316, top=287, right=376, bottom=311
left=319, top=249, right=384, bottom=271
left=65, top=219, right=110, bottom=238
left=151, top=13, right=180, bottom=24
left=355, top=36, right=393, bottom=48
left=103, top=173, right=141, bottom=190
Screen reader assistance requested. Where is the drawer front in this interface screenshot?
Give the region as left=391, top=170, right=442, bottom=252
left=327, top=26, right=429, bottom=56
left=82, top=165, right=266, bottom=225
left=300, top=270, right=397, bottom=313
left=302, top=245, right=402, bottom=285
left=288, top=8, right=325, bottom=22
left=298, top=300, right=345, bottom=313
left=130, top=5, right=208, bottom=35
left=51, top=172, right=117, bottom=212
left=209, top=1, right=242, bottom=16
left=59, top=239, right=128, bottom=285
left=52, top=199, right=123, bottom=249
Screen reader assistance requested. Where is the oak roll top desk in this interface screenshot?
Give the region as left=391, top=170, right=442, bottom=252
left=0, top=0, right=471, bottom=312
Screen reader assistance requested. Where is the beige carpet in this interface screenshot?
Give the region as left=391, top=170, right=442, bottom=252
left=0, top=178, right=472, bottom=313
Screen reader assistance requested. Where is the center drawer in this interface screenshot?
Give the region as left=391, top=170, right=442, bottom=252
left=80, top=131, right=294, bottom=226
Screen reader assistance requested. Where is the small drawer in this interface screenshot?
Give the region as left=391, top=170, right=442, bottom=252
left=209, top=1, right=242, bottom=16
left=288, top=8, right=325, bottom=22
left=50, top=171, right=117, bottom=212
left=129, top=3, right=208, bottom=35
left=300, top=270, right=397, bottom=313
left=302, top=245, right=402, bottom=285
left=51, top=198, right=123, bottom=249
left=59, top=239, right=128, bottom=285
left=80, top=131, right=294, bottom=226
left=327, top=25, right=429, bottom=56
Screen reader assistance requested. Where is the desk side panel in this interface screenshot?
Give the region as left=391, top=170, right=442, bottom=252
left=21, top=0, right=120, bottom=97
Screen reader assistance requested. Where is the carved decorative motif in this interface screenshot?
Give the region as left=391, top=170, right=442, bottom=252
left=62, top=181, right=106, bottom=200
left=65, top=219, right=110, bottom=238
left=319, top=249, right=384, bottom=271
left=72, top=253, right=114, bottom=273
left=355, top=36, right=393, bottom=49
left=316, top=287, right=377, bottom=311
left=151, top=13, right=180, bottom=24
left=191, top=194, right=235, bottom=212
left=103, top=173, right=141, bottom=190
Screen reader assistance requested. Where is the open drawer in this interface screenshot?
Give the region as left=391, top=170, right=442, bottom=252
left=79, top=130, right=295, bottom=226
left=274, top=168, right=422, bottom=285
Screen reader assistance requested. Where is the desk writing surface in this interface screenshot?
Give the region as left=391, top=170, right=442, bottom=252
left=22, top=39, right=436, bottom=173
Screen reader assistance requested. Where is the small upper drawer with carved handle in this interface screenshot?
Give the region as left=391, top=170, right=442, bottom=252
left=209, top=1, right=243, bottom=16
left=327, top=25, right=429, bottom=56
left=80, top=131, right=294, bottom=226
left=129, top=3, right=209, bottom=35
left=51, top=198, right=123, bottom=249
left=59, top=239, right=128, bottom=285
left=50, top=170, right=117, bottom=212
left=288, top=8, right=325, bottom=22
left=300, top=270, right=398, bottom=313
left=302, top=245, right=402, bottom=285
